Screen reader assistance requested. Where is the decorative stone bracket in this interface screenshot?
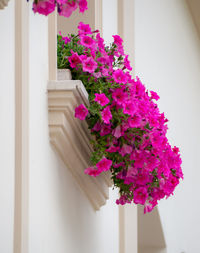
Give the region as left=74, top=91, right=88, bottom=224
left=48, top=70, right=112, bottom=210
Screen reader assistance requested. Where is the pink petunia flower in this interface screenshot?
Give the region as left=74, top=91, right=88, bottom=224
left=150, top=91, right=160, bottom=101
left=75, top=104, right=88, bottom=120
left=92, top=121, right=101, bottom=132
left=124, top=55, right=132, bottom=71
left=78, top=22, right=92, bottom=35
left=94, top=93, right=110, bottom=106
left=144, top=201, right=155, bottom=214
left=106, top=146, right=119, bottom=153
left=133, top=187, right=148, bottom=205
left=56, top=0, right=67, bottom=4
left=120, top=144, right=133, bottom=157
left=80, top=35, right=95, bottom=48
left=100, top=124, right=111, bottom=136
left=113, top=69, right=128, bottom=84
left=112, top=125, right=122, bottom=138
left=128, top=114, right=141, bottom=128
left=101, top=106, right=112, bottom=124
left=58, top=1, right=78, bottom=17
left=85, top=167, right=101, bottom=177
left=112, top=88, right=128, bottom=105
left=68, top=52, right=81, bottom=69
left=82, top=57, right=98, bottom=73
left=123, top=101, right=136, bottom=116
left=78, top=0, right=88, bottom=13
left=93, top=72, right=102, bottom=78
left=96, top=158, right=112, bottom=172
left=136, top=171, right=151, bottom=185
left=173, top=146, right=180, bottom=154
left=33, top=0, right=55, bottom=16
left=112, top=35, right=123, bottom=46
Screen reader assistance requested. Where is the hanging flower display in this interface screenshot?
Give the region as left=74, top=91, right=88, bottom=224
left=32, top=0, right=88, bottom=17
left=57, top=22, right=183, bottom=213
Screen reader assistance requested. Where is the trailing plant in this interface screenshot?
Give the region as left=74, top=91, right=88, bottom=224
left=32, top=0, right=88, bottom=17
left=57, top=22, right=183, bottom=213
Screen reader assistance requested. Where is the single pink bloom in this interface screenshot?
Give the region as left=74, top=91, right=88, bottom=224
left=101, top=68, right=109, bottom=77
left=78, top=22, right=92, bottom=34
left=75, top=104, right=88, bottom=120
left=96, top=33, right=105, bottom=50
left=92, top=121, right=101, bottom=132
left=33, top=0, right=55, bottom=16
left=93, top=72, right=102, bottom=78
left=173, top=146, right=180, bottom=154
left=116, top=195, right=131, bottom=205
left=101, top=106, right=112, bottom=124
left=113, top=69, right=128, bottom=84
left=127, top=166, right=138, bottom=177
left=79, top=54, right=87, bottom=62
left=106, top=146, right=119, bottom=153
left=133, top=187, right=148, bottom=205
left=96, top=158, right=112, bottom=172
left=62, top=36, right=71, bottom=44
left=79, top=0, right=88, bottom=13
left=136, top=171, right=151, bottom=185
left=163, top=175, right=179, bottom=196
left=144, top=202, right=154, bottom=214
left=124, top=55, right=132, bottom=71
left=82, top=57, right=98, bottom=73
left=100, top=124, right=111, bottom=136
left=85, top=167, right=101, bottom=177
left=113, top=162, right=125, bottom=169
left=128, top=114, right=141, bottom=128
left=80, top=35, right=95, bottom=48
left=134, top=77, right=146, bottom=97
left=120, top=144, right=133, bottom=157
left=112, top=125, right=122, bottom=138
left=145, top=155, right=159, bottom=172
left=112, top=35, right=123, bottom=46
left=58, top=1, right=78, bottom=17
left=112, top=88, right=128, bottom=105
left=56, top=0, right=66, bottom=4
left=123, top=101, right=136, bottom=116
left=150, top=91, right=160, bottom=101
left=150, top=132, right=164, bottom=148
left=68, top=52, right=81, bottom=69
left=97, top=56, right=109, bottom=65
left=94, top=93, right=110, bottom=106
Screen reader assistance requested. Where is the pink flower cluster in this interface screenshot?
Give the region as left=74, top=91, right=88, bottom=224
left=59, top=22, right=183, bottom=213
left=32, top=0, right=88, bottom=17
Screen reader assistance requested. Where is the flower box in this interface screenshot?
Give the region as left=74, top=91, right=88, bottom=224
left=55, top=24, right=183, bottom=212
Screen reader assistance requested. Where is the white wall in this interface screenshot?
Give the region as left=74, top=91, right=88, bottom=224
left=102, top=0, right=118, bottom=43
left=134, top=0, right=200, bottom=252
left=0, top=2, right=15, bottom=253
left=29, top=5, right=119, bottom=253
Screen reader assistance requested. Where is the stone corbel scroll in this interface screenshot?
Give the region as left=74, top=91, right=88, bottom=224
left=48, top=70, right=112, bottom=210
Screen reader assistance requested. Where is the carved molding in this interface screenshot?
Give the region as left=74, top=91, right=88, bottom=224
left=0, top=0, right=9, bottom=9
left=48, top=79, right=112, bottom=210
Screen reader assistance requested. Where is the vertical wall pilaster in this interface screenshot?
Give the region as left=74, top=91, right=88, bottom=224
left=117, top=1, right=138, bottom=253
left=48, top=11, right=57, bottom=81
left=14, top=1, right=29, bottom=253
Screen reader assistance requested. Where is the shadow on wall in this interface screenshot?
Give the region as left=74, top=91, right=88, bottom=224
left=138, top=206, right=167, bottom=253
